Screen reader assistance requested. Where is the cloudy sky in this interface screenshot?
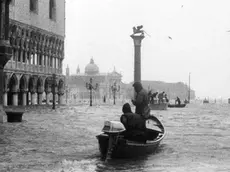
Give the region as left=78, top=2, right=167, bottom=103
left=64, top=0, right=230, bottom=99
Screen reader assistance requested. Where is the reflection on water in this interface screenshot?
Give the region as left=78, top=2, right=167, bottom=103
left=1, top=103, right=230, bottom=171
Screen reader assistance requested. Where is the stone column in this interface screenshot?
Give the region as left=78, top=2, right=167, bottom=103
left=0, top=0, right=12, bottom=122
left=46, top=92, right=50, bottom=104
left=38, top=92, right=43, bottom=105
left=22, top=92, right=27, bottom=106
left=31, top=92, right=36, bottom=105
left=58, top=94, right=64, bottom=105
left=12, top=93, right=18, bottom=106
left=130, top=32, right=145, bottom=83
left=3, top=92, right=7, bottom=106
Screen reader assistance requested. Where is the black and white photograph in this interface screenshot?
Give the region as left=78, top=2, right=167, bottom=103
left=0, top=0, right=230, bottom=171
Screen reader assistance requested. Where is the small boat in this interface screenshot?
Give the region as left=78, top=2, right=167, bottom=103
left=203, top=99, right=209, bottom=104
left=149, top=103, right=168, bottom=110
left=168, top=104, right=186, bottom=108
left=96, top=115, right=165, bottom=159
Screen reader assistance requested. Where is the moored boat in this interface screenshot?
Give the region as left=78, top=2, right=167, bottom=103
left=149, top=103, right=168, bottom=110
left=96, top=115, right=165, bottom=159
left=203, top=99, right=209, bottom=104
left=168, top=104, right=186, bottom=108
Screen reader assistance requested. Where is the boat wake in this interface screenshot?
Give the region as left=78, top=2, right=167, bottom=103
left=48, top=159, right=98, bottom=172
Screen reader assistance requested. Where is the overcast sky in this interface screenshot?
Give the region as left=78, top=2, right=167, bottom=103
left=64, top=0, right=230, bottom=99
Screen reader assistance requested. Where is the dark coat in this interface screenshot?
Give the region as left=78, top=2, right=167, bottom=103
left=120, top=112, right=145, bottom=131
left=133, top=88, right=150, bottom=116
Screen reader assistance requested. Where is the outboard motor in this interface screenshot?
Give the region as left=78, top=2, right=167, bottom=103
left=101, top=121, right=126, bottom=161
left=102, top=121, right=126, bottom=134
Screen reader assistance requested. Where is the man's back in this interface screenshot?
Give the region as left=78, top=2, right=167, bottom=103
left=120, top=112, right=145, bottom=131
left=135, top=88, right=149, bottom=115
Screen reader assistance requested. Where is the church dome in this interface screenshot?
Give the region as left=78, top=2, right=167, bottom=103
left=85, top=58, right=99, bottom=75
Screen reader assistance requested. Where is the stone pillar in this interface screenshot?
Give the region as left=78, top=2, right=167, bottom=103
left=130, top=32, right=145, bottom=83
left=31, top=93, right=36, bottom=105
left=3, top=92, right=7, bottom=106
left=38, top=92, right=43, bottom=105
left=46, top=92, right=50, bottom=104
left=0, top=0, right=12, bottom=123
left=22, top=92, right=27, bottom=106
left=58, top=94, right=64, bottom=105
left=0, top=67, right=5, bottom=123
left=12, top=93, right=18, bottom=106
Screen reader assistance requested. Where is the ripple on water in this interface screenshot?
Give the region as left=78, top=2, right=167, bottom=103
left=1, top=104, right=230, bottom=171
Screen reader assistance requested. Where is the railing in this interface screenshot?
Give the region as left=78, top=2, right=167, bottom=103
left=4, top=61, right=62, bottom=74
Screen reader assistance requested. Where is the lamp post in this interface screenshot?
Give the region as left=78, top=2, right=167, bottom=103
left=65, top=85, right=69, bottom=105
left=111, top=82, right=120, bottom=105
left=86, top=78, right=98, bottom=106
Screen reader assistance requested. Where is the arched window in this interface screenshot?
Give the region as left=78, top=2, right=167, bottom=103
left=30, top=0, right=38, bottom=13
left=49, top=0, right=56, bottom=20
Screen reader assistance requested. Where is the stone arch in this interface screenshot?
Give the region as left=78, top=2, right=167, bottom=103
left=37, top=77, right=44, bottom=104
left=19, top=75, right=28, bottom=91
left=28, top=76, right=36, bottom=93
left=18, top=75, right=28, bottom=105
left=8, top=74, right=18, bottom=92
left=37, top=77, right=44, bottom=93
left=7, top=74, right=19, bottom=105
left=28, top=76, right=37, bottom=105
left=45, top=77, right=51, bottom=93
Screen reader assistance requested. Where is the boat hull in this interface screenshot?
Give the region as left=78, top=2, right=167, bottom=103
left=96, top=116, right=165, bottom=159
left=149, top=103, right=168, bottom=110
left=97, top=134, right=161, bottom=158
left=168, top=104, right=186, bottom=108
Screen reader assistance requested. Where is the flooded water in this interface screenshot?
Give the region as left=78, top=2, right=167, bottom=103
left=1, top=102, right=230, bottom=172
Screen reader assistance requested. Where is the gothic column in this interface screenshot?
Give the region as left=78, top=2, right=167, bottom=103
left=37, top=92, right=43, bottom=105
left=12, top=92, right=18, bottom=106
left=58, top=93, right=64, bottom=105
left=3, top=91, right=7, bottom=106
left=46, top=92, right=50, bottom=104
left=22, top=91, right=27, bottom=106
left=31, top=92, right=36, bottom=105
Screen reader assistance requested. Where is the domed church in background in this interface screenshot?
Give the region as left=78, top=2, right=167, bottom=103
left=66, top=58, right=124, bottom=103
left=84, top=58, right=99, bottom=75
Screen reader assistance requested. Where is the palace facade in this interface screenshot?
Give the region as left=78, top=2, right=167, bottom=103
left=3, top=0, right=65, bottom=106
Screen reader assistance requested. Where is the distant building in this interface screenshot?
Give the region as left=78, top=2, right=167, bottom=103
left=66, top=58, right=123, bottom=103
left=3, top=0, right=65, bottom=106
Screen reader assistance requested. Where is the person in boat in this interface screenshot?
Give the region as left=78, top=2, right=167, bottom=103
left=175, top=97, right=181, bottom=105
left=120, top=103, right=146, bottom=142
left=151, top=92, right=158, bottom=104
left=184, top=99, right=188, bottom=104
left=164, top=94, right=169, bottom=103
left=131, top=82, right=150, bottom=118
left=148, top=90, right=152, bottom=103
left=158, top=91, right=165, bottom=104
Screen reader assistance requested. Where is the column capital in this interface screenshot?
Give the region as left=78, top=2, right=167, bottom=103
left=130, top=34, right=145, bottom=46
left=20, top=88, right=28, bottom=93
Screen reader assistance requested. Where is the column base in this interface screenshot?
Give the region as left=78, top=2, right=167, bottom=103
left=0, top=105, right=7, bottom=123
left=5, top=109, right=24, bottom=122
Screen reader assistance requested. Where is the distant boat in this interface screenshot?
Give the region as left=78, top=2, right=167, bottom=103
left=203, top=98, right=209, bottom=104
left=149, top=102, right=168, bottom=110
left=168, top=103, right=186, bottom=108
